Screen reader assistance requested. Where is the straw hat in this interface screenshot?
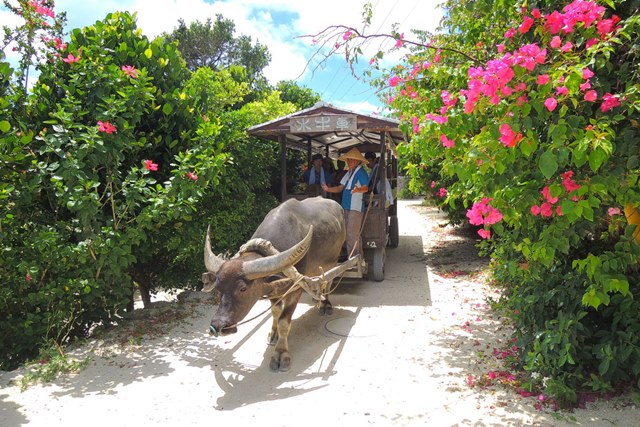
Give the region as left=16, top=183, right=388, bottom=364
left=338, top=147, right=367, bottom=163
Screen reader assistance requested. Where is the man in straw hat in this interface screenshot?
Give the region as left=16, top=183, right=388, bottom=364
left=322, top=147, right=369, bottom=260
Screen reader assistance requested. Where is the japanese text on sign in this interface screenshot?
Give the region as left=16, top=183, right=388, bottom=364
left=289, top=115, right=357, bottom=133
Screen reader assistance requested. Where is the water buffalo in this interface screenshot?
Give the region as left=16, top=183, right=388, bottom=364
left=202, top=197, right=354, bottom=372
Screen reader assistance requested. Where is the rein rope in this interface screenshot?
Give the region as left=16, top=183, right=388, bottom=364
left=212, top=242, right=343, bottom=334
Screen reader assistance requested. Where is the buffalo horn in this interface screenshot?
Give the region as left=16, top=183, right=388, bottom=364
left=204, top=225, right=225, bottom=273
left=242, top=226, right=313, bottom=280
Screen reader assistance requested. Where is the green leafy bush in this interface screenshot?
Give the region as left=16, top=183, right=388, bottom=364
left=1, top=9, right=227, bottom=369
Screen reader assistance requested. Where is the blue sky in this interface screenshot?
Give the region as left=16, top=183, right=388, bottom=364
left=2, top=0, right=443, bottom=114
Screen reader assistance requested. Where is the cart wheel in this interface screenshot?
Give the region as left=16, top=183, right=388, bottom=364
left=388, top=215, right=399, bottom=248
left=368, top=247, right=385, bottom=282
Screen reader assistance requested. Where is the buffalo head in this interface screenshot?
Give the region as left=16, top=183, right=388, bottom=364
left=202, top=226, right=313, bottom=336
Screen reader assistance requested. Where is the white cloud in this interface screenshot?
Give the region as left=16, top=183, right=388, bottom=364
left=3, top=0, right=442, bottom=107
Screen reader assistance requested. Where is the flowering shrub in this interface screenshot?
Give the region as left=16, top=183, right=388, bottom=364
left=311, top=0, right=640, bottom=395
left=0, top=7, right=229, bottom=368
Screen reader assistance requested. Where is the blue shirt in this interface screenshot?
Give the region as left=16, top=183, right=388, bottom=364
left=340, top=165, right=369, bottom=212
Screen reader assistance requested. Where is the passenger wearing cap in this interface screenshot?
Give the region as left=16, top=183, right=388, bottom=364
left=364, top=152, right=379, bottom=192
left=302, top=153, right=332, bottom=197
left=321, top=147, right=369, bottom=259
left=364, top=151, right=394, bottom=207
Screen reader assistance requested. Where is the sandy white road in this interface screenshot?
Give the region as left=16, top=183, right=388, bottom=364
left=1, top=199, right=637, bottom=426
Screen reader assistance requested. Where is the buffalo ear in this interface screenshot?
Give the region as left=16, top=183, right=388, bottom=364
left=265, top=274, right=285, bottom=283
left=201, top=272, right=217, bottom=293
left=263, top=274, right=292, bottom=293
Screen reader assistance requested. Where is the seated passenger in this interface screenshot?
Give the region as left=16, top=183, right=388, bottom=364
left=302, top=153, right=332, bottom=197
left=365, top=151, right=394, bottom=207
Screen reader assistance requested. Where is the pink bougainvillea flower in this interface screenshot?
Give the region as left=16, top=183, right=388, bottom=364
left=519, top=16, right=534, bottom=33
left=186, top=172, right=198, bottom=181
left=556, top=205, right=564, bottom=216
left=504, top=28, right=516, bottom=38
left=540, top=202, right=554, bottom=217
left=580, top=81, right=592, bottom=91
left=28, top=0, right=55, bottom=18
left=430, top=181, right=436, bottom=189
left=586, top=38, right=599, bottom=49
left=531, top=8, right=541, bottom=19
left=560, top=42, right=573, bottom=52
left=395, top=33, right=404, bottom=48
left=608, top=207, right=621, bottom=216
left=466, top=198, right=503, bottom=226
left=411, top=116, right=420, bottom=133
left=556, top=86, right=569, bottom=96
left=478, top=229, right=491, bottom=239
left=537, top=74, right=550, bottom=85
left=342, top=31, right=353, bottom=40
left=97, top=121, right=117, bottom=134
left=369, top=58, right=376, bottom=65
left=441, top=90, right=458, bottom=107
left=62, top=53, right=80, bottom=63
left=438, top=187, right=447, bottom=198
left=531, top=205, right=541, bottom=216
left=499, top=124, right=523, bottom=148
left=144, top=160, right=159, bottom=171
left=53, top=37, right=67, bottom=51
left=600, top=93, right=621, bottom=112
left=517, top=388, right=538, bottom=398
left=541, top=186, right=559, bottom=204
left=440, top=134, right=455, bottom=148
left=467, top=375, right=475, bottom=387
left=582, top=68, right=595, bottom=79
left=497, top=44, right=505, bottom=53
left=561, top=171, right=581, bottom=192
left=388, top=75, right=402, bottom=87
left=550, top=36, right=562, bottom=48
left=584, top=90, right=598, bottom=102
left=544, top=97, right=558, bottom=111
left=597, top=16, right=620, bottom=37
left=121, top=65, right=139, bottom=78
left=26, top=273, right=32, bottom=282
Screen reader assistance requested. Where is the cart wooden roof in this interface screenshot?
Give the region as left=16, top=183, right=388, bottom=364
left=247, top=101, right=405, bottom=157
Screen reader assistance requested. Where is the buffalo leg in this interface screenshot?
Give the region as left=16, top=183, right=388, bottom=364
left=267, top=298, right=281, bottom=346
left=318, top=279, right=335, bottom=316
left=269, top=290, right=302, bottom=372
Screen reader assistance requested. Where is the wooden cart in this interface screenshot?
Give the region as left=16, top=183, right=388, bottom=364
left=247, top=102, right=404, bottom=281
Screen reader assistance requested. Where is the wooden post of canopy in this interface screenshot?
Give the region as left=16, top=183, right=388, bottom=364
left=279, top=134, right=287, bottom=202
left=379, top=131, right=386, bottom=202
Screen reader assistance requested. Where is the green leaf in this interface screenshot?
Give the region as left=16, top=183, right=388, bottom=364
left=0, top=120, right=10, bottom=133
left=144, top=48, right=152, bottom=59
left=582, top=289, right=601, bottom=308
left=162, top=103, right=173, bottom=115
left=588, top=148, right=608, bottom=172
left=520, top=138, right=537, bottom=157
left=539, top=150, right=558, bottom=179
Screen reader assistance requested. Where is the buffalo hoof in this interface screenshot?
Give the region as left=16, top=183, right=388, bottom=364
left=270, top=352, right=291, bottom=372
left=319, top=301, right=333, bottom=316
